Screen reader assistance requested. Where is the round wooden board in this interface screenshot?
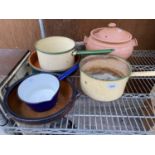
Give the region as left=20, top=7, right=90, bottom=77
left=3, top=78, right=76, bottom=124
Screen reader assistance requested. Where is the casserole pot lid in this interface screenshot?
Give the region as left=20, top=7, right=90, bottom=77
left=92, top=23, right=133, bottom=43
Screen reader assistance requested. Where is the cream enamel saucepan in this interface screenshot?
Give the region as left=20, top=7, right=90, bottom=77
left=80, top=55, right=155, bottom=102
left=35, top=36, right=113, bottom=72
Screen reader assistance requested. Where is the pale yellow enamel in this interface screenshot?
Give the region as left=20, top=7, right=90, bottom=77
left=35, top=36, right=75, bottom=71
left=37, top=50, right=74, bottom=71
left=80, top=72, right=129, bottom=102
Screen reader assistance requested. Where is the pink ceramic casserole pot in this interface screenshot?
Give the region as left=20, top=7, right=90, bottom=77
left=84, top=23, right=138, bottom=59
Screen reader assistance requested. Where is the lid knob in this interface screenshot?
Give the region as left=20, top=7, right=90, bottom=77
left=108, top=23, right=116, bottom=28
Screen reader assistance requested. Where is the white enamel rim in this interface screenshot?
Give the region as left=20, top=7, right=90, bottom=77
left=35, top=36, right=76, bottom=55
left=17, top=73, right=60, bottom=104
left=79, top=55, right=132, bottom=81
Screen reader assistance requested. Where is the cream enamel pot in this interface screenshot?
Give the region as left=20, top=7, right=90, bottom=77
left=80, top=55, right=155, bottom=102
left=35, top=36, right=113, bottom=72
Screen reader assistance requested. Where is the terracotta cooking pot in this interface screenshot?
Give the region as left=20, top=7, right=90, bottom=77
left=84, top=23, right=138, bottom=59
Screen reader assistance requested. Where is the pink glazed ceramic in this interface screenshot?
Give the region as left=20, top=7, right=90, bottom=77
left=84, top=23, right=138, bottom=59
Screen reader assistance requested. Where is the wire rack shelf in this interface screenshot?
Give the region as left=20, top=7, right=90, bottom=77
left=1, top=50, right=155, bottom=135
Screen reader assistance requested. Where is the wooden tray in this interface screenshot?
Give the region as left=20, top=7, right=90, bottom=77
left=3, top=78, right=76, bottom=124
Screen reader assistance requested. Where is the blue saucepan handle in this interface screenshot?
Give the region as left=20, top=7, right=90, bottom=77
left=57, top=64, right=79, bottom=81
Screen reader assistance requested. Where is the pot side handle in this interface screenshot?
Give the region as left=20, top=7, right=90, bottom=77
left=84, top=36, right=88, bottom=44
left=131, top=71, right=155, bottom=77
left=132, top=38, right=138, bottom=47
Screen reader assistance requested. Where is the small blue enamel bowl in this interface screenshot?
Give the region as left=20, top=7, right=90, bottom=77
left=17, top=64, right=79, bottom=112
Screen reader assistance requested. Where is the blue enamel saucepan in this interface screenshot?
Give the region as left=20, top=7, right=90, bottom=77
left=17, top=63, right=79, bottom=112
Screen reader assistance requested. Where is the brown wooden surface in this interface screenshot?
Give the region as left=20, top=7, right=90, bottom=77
left=0, top=49, right=28, bottom=76
left=44, top=19, right=155, bottom=50
left=8, top=80, right=73, bottom=119
left=0, top=19, right=40, bottom=50
left=0, top=19, right=155, bottom=50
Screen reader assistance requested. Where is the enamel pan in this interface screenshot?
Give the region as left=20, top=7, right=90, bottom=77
left=17, top=63, right=79, bottom=112
left=35, top=36, right=113, bottom=71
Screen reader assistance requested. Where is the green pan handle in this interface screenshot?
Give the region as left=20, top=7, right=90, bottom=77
left=72, top=49, right=114, bottom=55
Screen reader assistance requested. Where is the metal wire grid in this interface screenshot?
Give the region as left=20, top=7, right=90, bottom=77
left=2, top=96, right=155, bottom=135
left=1, top=50, right=155, bottom=134
left=132, top=50, right=155, bottom=57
